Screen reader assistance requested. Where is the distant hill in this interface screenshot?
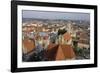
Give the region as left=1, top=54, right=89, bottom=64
left=22, top=18, right=90, bottom=25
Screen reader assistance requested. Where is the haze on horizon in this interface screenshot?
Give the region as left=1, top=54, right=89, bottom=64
left=22, top=10, right=90, bottom=21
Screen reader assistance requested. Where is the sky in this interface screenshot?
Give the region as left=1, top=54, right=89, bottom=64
left=22, top=10, right=90, bottom=21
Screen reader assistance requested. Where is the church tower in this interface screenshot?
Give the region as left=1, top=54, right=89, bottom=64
left=67, top=21, right=72, bottom=34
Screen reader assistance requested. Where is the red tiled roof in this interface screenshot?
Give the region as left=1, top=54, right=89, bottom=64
left=45, top=44, right=58, bottom=60
left=22, top=38, right=35, bottom=54
left=55, top=46, right=65, bottom=60
left=60, top=45, right=76, bottom=59
left=45, top=44, right=76, bottom=61
left=47, top=43, right=57, bottom=50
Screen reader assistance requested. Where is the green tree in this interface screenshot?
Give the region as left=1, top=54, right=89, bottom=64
left=58, top=29, right=67, bottom=35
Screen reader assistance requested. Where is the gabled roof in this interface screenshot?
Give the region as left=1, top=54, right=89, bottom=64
left=55, top=46, right=65, bottom=60
left=22, top=38, right=35, bottom=54
left=60, top=45, right=76, bottom=59
left=45, top=44, right=58, bottom=60
left=45, top=44, right=76, bottom=61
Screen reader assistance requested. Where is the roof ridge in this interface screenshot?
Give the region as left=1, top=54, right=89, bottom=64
left=60, top=45, right=67, bottom=59
left=58, top=45, right=66, bottom=58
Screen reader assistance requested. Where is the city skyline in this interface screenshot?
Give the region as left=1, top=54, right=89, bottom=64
left=22, top=10, right=90, bottom=21
left=22, top=10, right=90, bottom=62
